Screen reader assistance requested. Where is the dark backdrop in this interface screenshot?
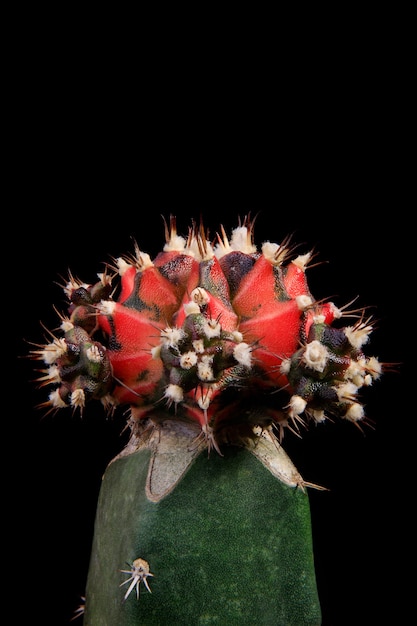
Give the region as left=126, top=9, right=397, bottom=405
left=8, top=53, right=410, bottom=625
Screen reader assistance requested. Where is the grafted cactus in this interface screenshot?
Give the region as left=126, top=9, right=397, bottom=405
left=30, top=215, right=383, bottom=625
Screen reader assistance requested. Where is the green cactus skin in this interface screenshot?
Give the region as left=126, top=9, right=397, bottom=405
left=83, top=421, right=322, bottom=625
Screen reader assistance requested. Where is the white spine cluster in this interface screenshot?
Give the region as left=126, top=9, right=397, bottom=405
left=40, top=338, right=68, bottom=365
left=164, top=384, right=184, bottom=405
left=302, top=340, right=329, bottom=373
left=160, top=327, right=186, bottom=348
left=233, top=342, right=252, bottom=368
left=86, top=344, right=104, bottom=363
left=98, top=300, right=116, bottom=316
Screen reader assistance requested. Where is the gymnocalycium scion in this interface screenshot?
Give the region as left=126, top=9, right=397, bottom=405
left=30, top=214, right=383, bottom=625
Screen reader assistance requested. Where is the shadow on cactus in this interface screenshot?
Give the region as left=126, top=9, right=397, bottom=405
left=30, top=214, right=384, bottom=625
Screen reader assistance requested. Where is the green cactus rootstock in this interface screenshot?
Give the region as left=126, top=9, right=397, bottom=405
left=30, top=215, right=383, bottom=625
left=85, top=420, right=321, bottom=625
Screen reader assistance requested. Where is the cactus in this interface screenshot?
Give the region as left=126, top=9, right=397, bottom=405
left=30, top=215, right=383, bottom=625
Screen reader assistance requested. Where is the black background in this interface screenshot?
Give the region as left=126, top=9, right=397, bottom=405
left=8, top=34, right=411, bottom=626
